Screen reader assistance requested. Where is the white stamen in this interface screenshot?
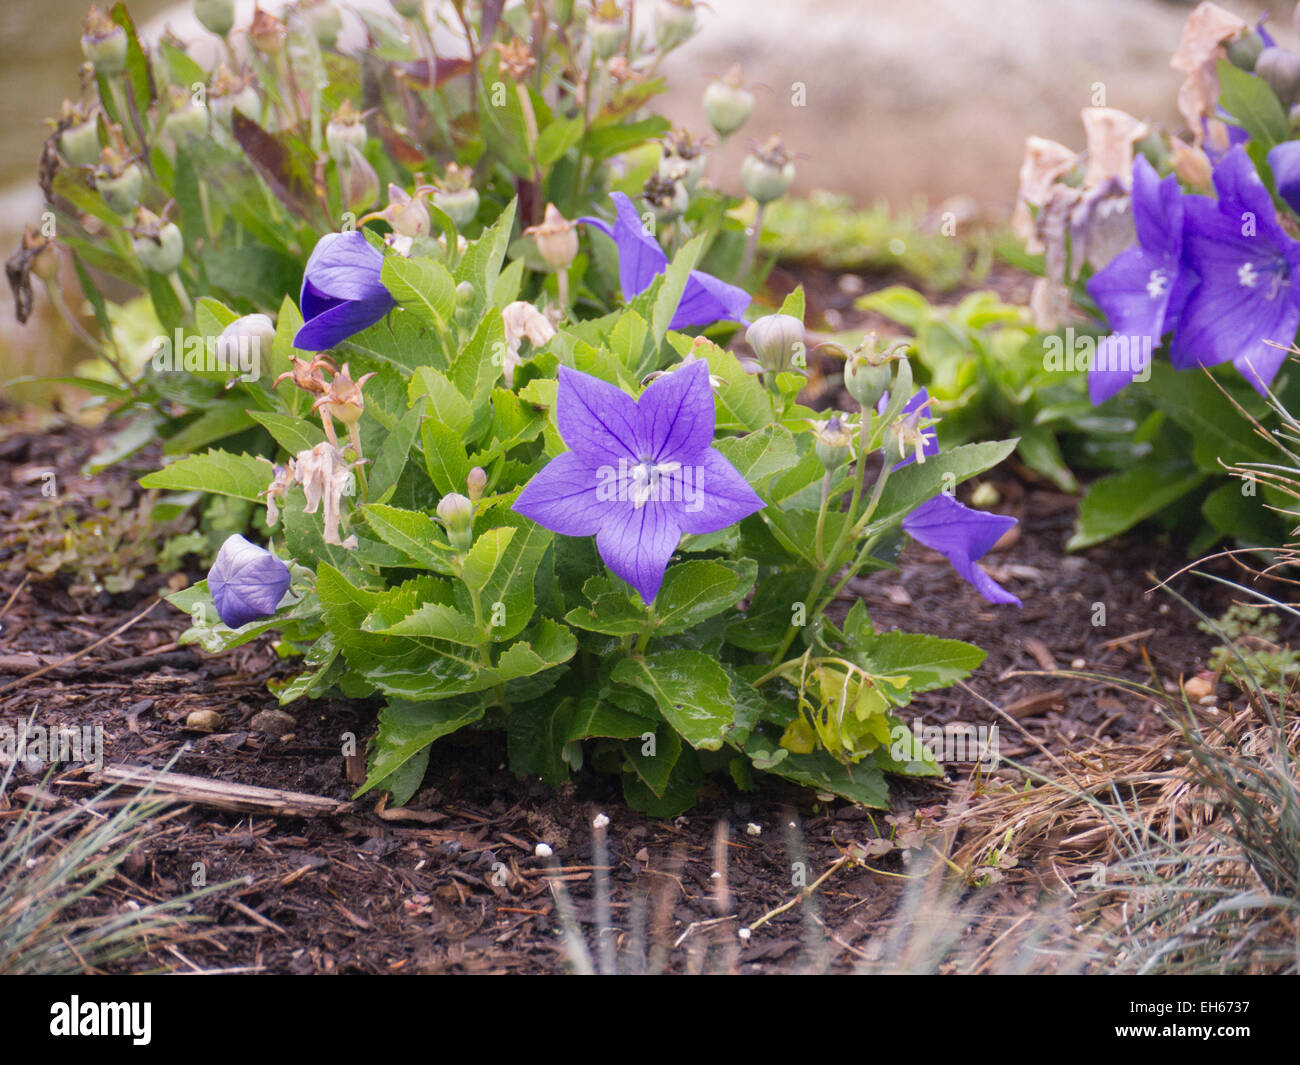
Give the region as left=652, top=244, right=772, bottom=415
left=1145, top=269, right=1169, bottom=300
left=1238, top=262, right=1259, bottom=288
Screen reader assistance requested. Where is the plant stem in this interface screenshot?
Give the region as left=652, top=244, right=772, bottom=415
left=43, top=279, right=136, bottom=393
left=166, top=271, right=193, bottom=317
left=739, top=202, right=765, bottom=278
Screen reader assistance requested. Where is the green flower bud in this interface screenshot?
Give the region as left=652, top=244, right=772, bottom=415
left=325, top=100, right=367, bottom=164
left=703, top=66, right=754, bottom=138
left=811, top=415, right=854, bottom=471
left=653, top=0, right=697, bottom=54
left=746, top=313, right=804, bottom=374
left=742, top=137, right=795, bottom=205
left=1226, top=29, right=1264, bottom=71
left=1256, top=47, right=1300, bottom=109
left=390, top=0, right=423, bottom=17
left=193, top=0, right=235, bottom=37
left=132, top=209, right=184, bottom=274
left=437, top=492, right=474, bottom=553
left=81, top=7, right=128, bottom=78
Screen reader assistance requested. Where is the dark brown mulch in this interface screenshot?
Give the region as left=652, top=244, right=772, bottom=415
left=0, top=381, right=1236, bottom=974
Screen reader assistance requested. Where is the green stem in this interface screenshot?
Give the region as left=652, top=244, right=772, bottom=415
left=166, top=271, right=193, bottom=317
left=739, top=201, right=765, bottom=278
left=813, top=472, right=831, bottom=566
left=44, top=279, right=136, bottom=393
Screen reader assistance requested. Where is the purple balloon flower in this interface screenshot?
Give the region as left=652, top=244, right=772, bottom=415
left=207, top=534, right=292, bottom=628
left=1085, top=155, right=1195, bottom=405
left=901, top=493, right=1021, bottom=607
left=512, top=360, right=764, bottom=603
left=1267, top=140, right=1300, bottom=216
left=1172, top=145, right=1300, bottom=395
left=877, top=387, right=939, bottom=469
left=578, top=193, right=752, bottom=331
left=293, top=231, right=396, bottom=351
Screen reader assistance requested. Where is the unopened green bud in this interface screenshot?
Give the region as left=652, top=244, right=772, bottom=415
left=746, top=313, right=804, bottom=374
left=467, top=467, right=487, bottom=502
left=742, top=136, right=795, bottom=204
left=437, top=492, right=474, bottom=553
left=82, top=7, right=128, bottom=77
left=1257, top=47, right=1300, bottom=108
left=703, top=65, right=754, bottom=138
left=653, top=0, right=696, bottom=53
left=811, top=415, right=853, bottom=471
left=340, top=145, right=379, bottom=213
left=193, top=0, right=235, bottom=37
left=1226, top=29, right=1265, bottom=71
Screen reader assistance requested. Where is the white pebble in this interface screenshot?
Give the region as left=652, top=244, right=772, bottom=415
left=1071, top=658, right=1086, bottom=670
left=592, top=813, right=610, bottom=830
left=534, top=843, right=553, bottom=859
left=738, top=927, right=752, bottom=941
left=746, top=822, right=762, bottom=837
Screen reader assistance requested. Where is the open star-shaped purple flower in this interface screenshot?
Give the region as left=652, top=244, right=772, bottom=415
left=877, top=387, right=939, bottom=469
left=293, top=231, right=397, bottom=351
left=512, top=360, right=764, bottom=603
left=902, top=493, right=1021, bottom=607
left=1085, top=155, right=1196, bottom=405
left=578, top=192, right=752, bottom=331
left=1172, top=145, right=1300, bottom=395
left=207, top=534, right=292, bottom=628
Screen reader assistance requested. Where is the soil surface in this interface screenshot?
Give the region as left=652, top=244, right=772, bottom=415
left=0, top=389, right=1240, bottom=974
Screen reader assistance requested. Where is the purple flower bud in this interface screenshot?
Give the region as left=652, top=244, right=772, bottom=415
left=207, top=534, right=291, bottom=628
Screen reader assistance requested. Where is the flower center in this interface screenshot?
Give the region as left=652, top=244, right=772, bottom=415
left=1145, top=269, right=1169, bottom=301
left=629, top=458, right=682, bottom=508
left=1238, top=262, right=1259, bottom=289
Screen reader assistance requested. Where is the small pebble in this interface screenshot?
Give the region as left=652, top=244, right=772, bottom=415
left=1071, top=657, right=1086, bottom=670
left=250, top=709, right=296, bottom=738
left=185, top=709, right=223, bottom=732
left=746, top=822, right=762, bottom=837
left=738, top=927, right=752, bottom=942
left=534, top=843, right=553, bottom=859
left=592, top=813, right=610, bottom=830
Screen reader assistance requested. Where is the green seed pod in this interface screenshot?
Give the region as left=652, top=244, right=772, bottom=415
left=133, top=221, right=184, bottom=274
left=812, top=415, right=854, bottom=471
left=95, top=161, right=143, bottom=214
left=590, top=4, right=628, bottom=61
left=163, top=91, right=209, bottom=149
left=81, top=8, right=128, bottom=77
left=653, top=0, right=696, bottom=53
left=703, top=66, right=754, bottom=138
left=746, top=313, right=804, bottom=374
left=390, top=0, right=423, bottom=18
left=60, top=117, right=102, bottom=167
left=302, top=0, right=342, bottom=49
left=844, top=351, right=893, bottom=409
left=742, top=148, right=795, bottom=205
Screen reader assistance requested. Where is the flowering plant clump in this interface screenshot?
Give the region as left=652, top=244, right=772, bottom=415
left=1007, top=1, right=1300, bottom=551
left=11, top=2, right=1023, bottom=813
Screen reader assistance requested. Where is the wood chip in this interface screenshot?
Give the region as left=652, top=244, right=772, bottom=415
left=1001, top=690, right=1066, bottom=719
left=1023, top=637, right=1058, bottom=672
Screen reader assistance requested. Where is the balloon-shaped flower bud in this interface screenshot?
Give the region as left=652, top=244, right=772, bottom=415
left=340, top=145, right=379, bottom=214
left=381, top=183, right=433, bottom=238
left=207, top=534, right=291, bottom=628
left=746, top=313, right=804, bottom=374
left=131, top=207, right=184, bottom=274
left=703, top=65, right=754, bottom=139
left=437, top=493, right=474, bottom=553
left=433, top=163, right=480, bottom=228
left=811, top=415, right=854, bottom=471
left=590, top=1, right=628, bottom=60
left=163, top=86, right=209, bottom=148
left=216, top=313, right=276, bottom=378
left=325, top=100, right=367, bottom=164
left=193, top=0, right=235, bottom=37
left=57, top=101, right=101, bottom=167
left=742, top=136, right=795, bottom=204
left=1257, top=46, right=1300, bottom=108
left=525, top=203, right=579, bottom=270
left=82, top=6, right=128, bottom=77
left=94, top=147, right=143, bottom=214
left=301, top=0, right=342, bottom=49
left=467, top=466, right=487, bottom=503
left=653, top=0, right=697, bottom=54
